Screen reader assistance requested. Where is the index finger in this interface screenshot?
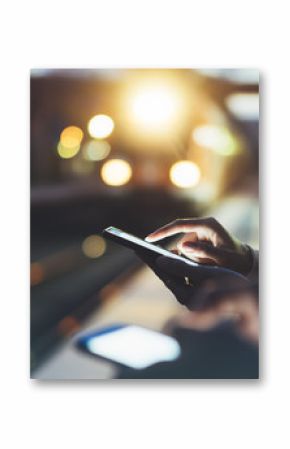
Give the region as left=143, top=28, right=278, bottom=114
left=145, top=218, right=216, bottom=242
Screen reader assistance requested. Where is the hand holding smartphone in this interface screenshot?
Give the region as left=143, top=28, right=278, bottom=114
left=103, top=226, right=246, bottom=278
left=103, top=226, right=248, bottom=310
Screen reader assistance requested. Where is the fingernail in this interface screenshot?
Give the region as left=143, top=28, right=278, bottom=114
left=146, top=235, right=157, bottom=242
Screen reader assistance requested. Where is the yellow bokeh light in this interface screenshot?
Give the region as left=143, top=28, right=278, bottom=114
left=82, top=235, right=106, bottom=258
left=57, top=141, right=80, bottom=159
left=128, top=83, right=181, bottom=132
left=60, top=126, right=83, bottom=149
left=170, top=161, right=201, bottom=188
left=83, top=140, right=111, bottom=161
left=101, top=159, right=132, bottom=186
left=192, top=125, right=238, bottom=156
left=87, top=114, right=114, bottom=139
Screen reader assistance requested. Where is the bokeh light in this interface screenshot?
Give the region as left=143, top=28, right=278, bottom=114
left=101, top=159, right=132, bottom=186
left=83, top=140, right=111, bottom=161
left=81, top=235, right=106, bottom=258
left=129, top=83, right=181, bottom=132
left=87, top=114, right=114, bottom=139
left=170, top=160, right=201, bottom=188
left=192, top=125, right=238, bottom=156
left=60, top=126, right=83, bottom=148
left=57, top=141, right=81, bottom=159
left=225, top=93, right=259, bottom=121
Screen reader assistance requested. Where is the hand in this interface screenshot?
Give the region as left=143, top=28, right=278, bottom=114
left=158, top=260, right=259, bottom=344
left=135, top=252, right=249, bottom=311
left=146, top=217, right=253, bottom=275
left=171, top=280, right=259, bottom=344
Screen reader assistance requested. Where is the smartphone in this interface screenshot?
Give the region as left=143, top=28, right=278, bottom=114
left=103, top=226, right=198, bottom=265
left=102, top=226, right=247, bottom=282
left=77, top=324, right=181, bottom=369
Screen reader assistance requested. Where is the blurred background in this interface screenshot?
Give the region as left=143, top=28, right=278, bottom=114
left=31, top=68, right=259, bottom=378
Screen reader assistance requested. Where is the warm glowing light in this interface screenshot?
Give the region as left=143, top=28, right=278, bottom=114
left=226, top=93, right=259, bottom=120
left=129, top=84, right=181, bottom=131
left=101, top=159, right=132, bottom=186
left=192, top=125, right=238, bottom=156
left=87, top=114, right=114, bottom=139
left=57, top=125, right=83, bottom=159
left=170, top=161, right=201, bottom=188
left=57, top=141, right=80, bottom=159
left=83, top=140, right=111, bottom=161
left=82, top=235, right=106, bottom=258
left=60, top=126, right=83, bottom=148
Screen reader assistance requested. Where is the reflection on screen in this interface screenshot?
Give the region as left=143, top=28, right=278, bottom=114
left=107, top=226, right=179, bottom=257
left=86, top=325, right=181, bottom=369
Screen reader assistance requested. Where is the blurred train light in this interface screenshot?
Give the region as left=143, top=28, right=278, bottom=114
left=57, top=141, right=81, bottom=159
left=82, top=235, right=106, bottom=258
left=170, top=161, right=201, bottom=188
left=60, top=126, right=83, bottom=148
left=88, top=114, right=114, bottom=139
left=83, top=140, right=111, bottom=161
left=101, top=159, right=132, bottom=186
left=192, top=125, right=238, bottom=156
left=225, top=93, right=259, bottom=121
